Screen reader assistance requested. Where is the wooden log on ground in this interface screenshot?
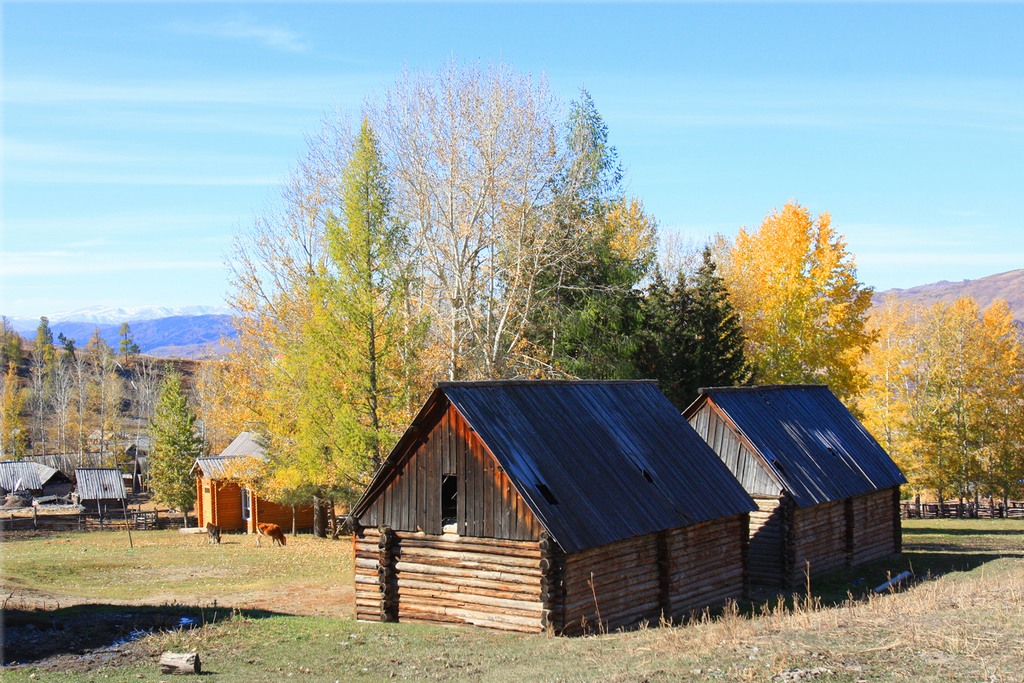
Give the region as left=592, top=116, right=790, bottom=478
left=159, top=651, right=201, bottom=674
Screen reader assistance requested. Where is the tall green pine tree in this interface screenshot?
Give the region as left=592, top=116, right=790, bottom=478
left=149, top=370, right=204, bottom=526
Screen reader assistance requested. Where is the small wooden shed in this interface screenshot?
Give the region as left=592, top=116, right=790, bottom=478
left=193, top=432, right=314, bottom=534
left=0, top=461, right=44, bottom=496
left=75, top=467, right=127, bottom=514
left=683, top=385, right=906, bottom=589
left=351, top=380, right=757, bottom=634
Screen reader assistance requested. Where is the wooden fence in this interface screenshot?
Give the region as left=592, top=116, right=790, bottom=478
left=0, top=509, right=170, bottom=533
left=901, top=499, right=1024, bottom=519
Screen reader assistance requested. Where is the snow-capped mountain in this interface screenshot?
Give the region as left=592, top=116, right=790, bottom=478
left=33, top=304, right=233, bottom=325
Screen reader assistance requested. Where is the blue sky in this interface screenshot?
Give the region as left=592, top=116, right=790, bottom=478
left=3, top=2, right=1023, bottom=320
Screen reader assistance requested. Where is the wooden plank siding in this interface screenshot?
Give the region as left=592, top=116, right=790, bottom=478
left=196, top=478, right=245, bottom=531
left=687, top=403, right=781, bottom=497
left=360, top=404, right=543, bottom=541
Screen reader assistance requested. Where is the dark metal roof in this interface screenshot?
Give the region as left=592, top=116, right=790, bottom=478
left=0, top=461, right=42, bottom=492
left=75, top=468, right=126, bottom=501
left=686, top=385, right=906, bottom=508
left=357, top=380, right=756, bottom=554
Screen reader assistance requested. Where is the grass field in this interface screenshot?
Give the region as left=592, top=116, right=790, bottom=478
left=3, top=519, right=1024, bottom=682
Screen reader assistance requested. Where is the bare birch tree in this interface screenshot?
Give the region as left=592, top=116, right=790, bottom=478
left=369, top=62, right=570, bottom=379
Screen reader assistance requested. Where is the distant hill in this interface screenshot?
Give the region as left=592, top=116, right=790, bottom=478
left=11, top=315, right=238, bottom=359
left=875, top=269, right=1024, bottom=323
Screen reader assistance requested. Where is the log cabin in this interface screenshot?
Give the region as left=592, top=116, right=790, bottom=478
left=351, top=380, right=757, bottom=634
left=683, top=385, right=906, bottom=589
left=192, top=431, right=314, bottom=534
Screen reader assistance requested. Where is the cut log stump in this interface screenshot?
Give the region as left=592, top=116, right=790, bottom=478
left=159, top=651, right=201, bottom=674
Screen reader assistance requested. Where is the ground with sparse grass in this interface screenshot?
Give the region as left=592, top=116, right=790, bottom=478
left=3, top=519, right=1024, bottom=682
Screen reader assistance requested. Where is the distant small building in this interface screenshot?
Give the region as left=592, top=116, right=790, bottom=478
left=0, top=461, right=43, bottom=496
left=684, top=385, right=907, bottom=589
left=75, top=467, right=127, bottom=514
left=192, top=432, right=314, bottom=534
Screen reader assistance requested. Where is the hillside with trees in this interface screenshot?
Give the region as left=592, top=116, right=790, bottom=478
left=875, top=269, right=1024, bottom=326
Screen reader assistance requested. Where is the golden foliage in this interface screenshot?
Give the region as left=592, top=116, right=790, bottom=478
left=721, top=201, right=874, bottom=400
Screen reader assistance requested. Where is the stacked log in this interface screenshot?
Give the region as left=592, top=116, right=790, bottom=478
left=353, top=527, right=544, bottom=632
left=746, top=496, right=786, bottom=586
left=539, top=532, right=565, bottom=632
left=791, top=500, right=847, bottom=581
left=665, top=515, right=746, bottom=617
left=850, top=487, right=901, bottom=565
left=561, top=533, right=661, bottom=634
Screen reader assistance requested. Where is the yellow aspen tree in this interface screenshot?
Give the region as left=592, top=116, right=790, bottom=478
left=974, top=298, right=1024, bottom=506
left=721, top=201, right=874, bottom=400
left=858, top=294, right=926, bottom=485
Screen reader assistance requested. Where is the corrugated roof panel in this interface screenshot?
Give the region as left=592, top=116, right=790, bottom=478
left=431, top=381, right=756, bottom=554
left=0, top=461, right=43, bottom=491
left=75, top=468, right=126, bottom=501
left=695, top=385, right=906, bottom=508
left=218, top=432, right=266, bottom=459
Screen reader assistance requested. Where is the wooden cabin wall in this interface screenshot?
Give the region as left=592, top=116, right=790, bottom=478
left=665, top=515, right=747, bottom=617
left=353, top=527, right=545, bottom=632
left=746, top=496, right=788, bottom=587
left=561, top=531, right=662, bottom=634
left=251, top=497, right=314, bottom=532
left=850, top=486, right=901, bottom=565
left=791, top=500, right=847, bottom=580
left=687, top=404, right=781, bottom=497
left=359, top=404, right=543, bottom=541
left=560, top=515, right=748, bottom=635
left=210, top=481, right=244, bottom=531
left=195, top=478, right=206, bottom=526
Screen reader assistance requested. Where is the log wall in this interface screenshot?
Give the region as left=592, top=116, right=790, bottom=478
left=354, top=515, right=749, bottom=635
left=560, top=515, right=748, bottom=634
left=747, top=495, right=789, bottom=587
left=791, top=500, right=847, bottom=580
left=354, top=527, right=545, bottom=633
left=850, top=486, right=901, bottom=565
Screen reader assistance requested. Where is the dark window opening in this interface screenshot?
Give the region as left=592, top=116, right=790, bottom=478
left=536, top=483, right=559, bottom=505
left=641, top=469, right=654, bottom=484
left=441, top=474, right=458, bottom=524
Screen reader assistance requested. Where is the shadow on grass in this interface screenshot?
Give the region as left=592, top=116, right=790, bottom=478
left=744, top=547, right=1021, bottom=614
left=2, top=603, right=282, bottom=666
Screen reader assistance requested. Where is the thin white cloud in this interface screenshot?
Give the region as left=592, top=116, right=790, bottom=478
left=0, top=250, right=222, bottom=277
left=169, top=17, right=308, bottom=53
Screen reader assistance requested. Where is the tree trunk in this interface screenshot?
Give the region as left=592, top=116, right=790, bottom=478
left=313, top=496, right=326, bottom=538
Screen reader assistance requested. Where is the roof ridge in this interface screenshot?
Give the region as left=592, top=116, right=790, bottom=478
left=437, top=379, right=658, bottom=388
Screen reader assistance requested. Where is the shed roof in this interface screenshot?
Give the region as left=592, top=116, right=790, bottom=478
left=355, top=381, right=756, bottom=554
left=75, top=468, right=126, bottom=501
left=193, top=432, right=268, bottom=478
left=0, top=461, right=43, bottom=492
left=684, top=385, right=906, bottom=508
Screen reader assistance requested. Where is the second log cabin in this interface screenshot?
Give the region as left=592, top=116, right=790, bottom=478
left=684, top=385, right=906, bottom=589
left=351, top=380, right=757, bottom=634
